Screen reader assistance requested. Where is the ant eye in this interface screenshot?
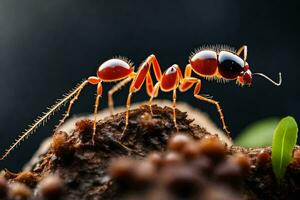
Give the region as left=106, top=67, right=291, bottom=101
left=218, top=51, right=244, bottom=79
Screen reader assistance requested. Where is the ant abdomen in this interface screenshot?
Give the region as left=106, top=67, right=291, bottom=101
left=97, top=59, right=133, bottom=81
left=189, top=50, right=218, bottom=76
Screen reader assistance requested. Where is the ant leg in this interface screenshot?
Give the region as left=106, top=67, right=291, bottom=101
left=120, top=54, right=164, bottom=139
left=108, top=76, right=133, bottom=116
left=120, top=70, right=150, bottom=139
left=92, top=82, right=103, bottom=144
left=130, top=54, right=164, bottom=106
left=236, top=45, right=248, bottom=61
left=184, top=64, right=193, bottom=78
left=92, top=95, right=101, bottom=144
left=146, top=73, right=154, bottom=97
left=179, top=77, right=230, bottom=137
left=132, top=54, right=162, bottom=93
left=55, top=81, right=89, bottom=130
left=179, top=77, right=198, bottom=92
left=172, top=88, right=179, bottom=132
left=148, top=54, right=163, bottom=81
left=194, top=93, right=231, bottom=137
left=148, top=82, right=160, bottom=114
left=177, top=65, right=194, bottom=92
left=121, top=91, right=132, bottom=139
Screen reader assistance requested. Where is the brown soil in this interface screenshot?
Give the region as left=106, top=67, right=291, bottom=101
left=0, top=105, right=299, bottom=200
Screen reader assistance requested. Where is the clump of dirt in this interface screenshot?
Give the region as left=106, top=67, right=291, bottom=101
left=0, top=105, right=299, bottom=200
left=109, top=134, right=300, bottom=200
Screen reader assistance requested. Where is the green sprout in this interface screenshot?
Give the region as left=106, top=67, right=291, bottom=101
left=271, top=116, right=298, bottom=181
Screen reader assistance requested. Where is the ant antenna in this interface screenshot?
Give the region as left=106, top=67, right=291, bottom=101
left=0, top=80, right=89, bottom=160
left=253, top=72, right=282, bottom=86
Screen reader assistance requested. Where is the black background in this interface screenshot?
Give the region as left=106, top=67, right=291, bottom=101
left=0, top=0, right=299, bottom=170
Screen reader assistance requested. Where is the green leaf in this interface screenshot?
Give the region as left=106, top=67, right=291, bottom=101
left=235, top=118, right=279, bottom=147
left=272, top=116, right=298, bottom=181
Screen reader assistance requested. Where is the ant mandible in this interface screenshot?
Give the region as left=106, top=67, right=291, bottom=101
left=0, top=45, right=282, bottom=160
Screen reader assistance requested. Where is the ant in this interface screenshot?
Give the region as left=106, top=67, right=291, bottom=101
left=0, top=45, right=282, bottom=160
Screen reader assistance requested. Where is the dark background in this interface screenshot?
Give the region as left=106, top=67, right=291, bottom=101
left=0, top=0, right=299, bottom=170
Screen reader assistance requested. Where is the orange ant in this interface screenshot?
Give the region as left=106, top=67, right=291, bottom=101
left=0, top=45, right=282, bottom=160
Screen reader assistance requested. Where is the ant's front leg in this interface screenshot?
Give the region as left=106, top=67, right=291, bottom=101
left=178, top=65, right=197, bottom=92
left=179, top=70, right=230, bottom=138
left=192, top=81, right=230, bottom=137
left=194, top=94, right=230, bottom=137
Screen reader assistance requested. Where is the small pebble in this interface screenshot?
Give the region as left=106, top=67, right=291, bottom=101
left=0, top=177, right=8, bottom=197
left=161, top=165, right=201, bottom=197
left=52, top=132, right=68, bottom=152
left=52, top=132, right=74, bottom=159
left=215, top=160, right=242, bottom=180
left=256, top=149, right=270, bottom=167
left=75, top=119, right=93, bottom=133
left=109, top=158, right=135, bottom=181
left=38, top=175, right=64, bottom=200
left=168, top=134, right=192, bottom=152
left=133, top=161, right=155, bottom=185
left=163, top=152, right=183, bottom=164
left=202, top=185, right=243, bottom=200
left=138, top=112, right=156, bottom=126
left=15, top=171, right=36, bottom=186
left=182, top=142, right=199, bottom=159
left=197, top=136, right=226, bottom=160
left=232, top=153, right=251, bottom=174
left=147, top=152, right=163, bottom=167
left=191, top=156, right=212, bottom=175
left=9, top=182, right=31, bottom=200
left=293, top=149, right=300, bottom=164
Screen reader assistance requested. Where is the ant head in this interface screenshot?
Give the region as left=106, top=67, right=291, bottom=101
left=237, top=63, right=282, bottom=87
left=237, top=62, right=252, bottom=86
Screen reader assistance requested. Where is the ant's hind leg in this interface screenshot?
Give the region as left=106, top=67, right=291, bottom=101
left=108, top=77, right=133, bottom=116
left=92, top=82, right=103, bottom=145
left=172, top=89, right=179, bottom=132
left=121, top=91, right=133, bottom=139
left=55, top=81, right=89, bottom=130
left=148, top=82, right=160, bottom=114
